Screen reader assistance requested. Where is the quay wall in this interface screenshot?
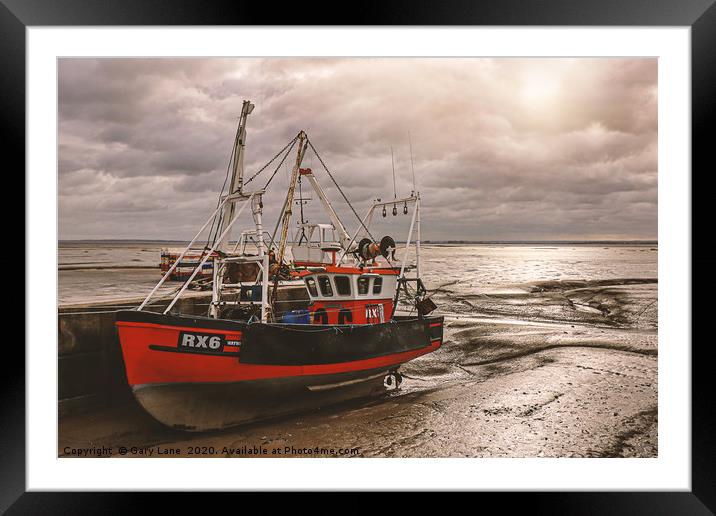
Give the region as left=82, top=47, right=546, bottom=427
left=58, top=288, right=310, bottom=417
left=58, top=294, right=212, bottom=417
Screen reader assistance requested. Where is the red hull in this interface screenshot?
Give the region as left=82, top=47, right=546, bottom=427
left=115, top=311, right=443, bottom=430
left=117, top=320, right=440, bottom=387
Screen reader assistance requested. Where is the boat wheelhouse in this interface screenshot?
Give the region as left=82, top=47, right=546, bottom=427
left=300, top=266, right=398, bottom=325
left=291, top=223, right=343, bottom=267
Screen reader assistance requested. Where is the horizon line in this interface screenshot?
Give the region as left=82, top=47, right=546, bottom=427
left=58, top=238, right=659, bottom=244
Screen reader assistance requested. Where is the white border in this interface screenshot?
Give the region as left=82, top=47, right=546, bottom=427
left=28, top=27, right=690, bottom=491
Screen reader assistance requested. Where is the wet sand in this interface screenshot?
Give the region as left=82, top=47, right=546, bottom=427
left=59, top=277, right=657, bottom=458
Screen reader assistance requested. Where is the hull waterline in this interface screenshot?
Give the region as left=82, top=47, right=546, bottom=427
left=132, top=369, right=389, bottom=431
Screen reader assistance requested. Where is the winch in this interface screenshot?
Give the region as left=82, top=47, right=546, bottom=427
left=356, top=235, right=396, bottom=262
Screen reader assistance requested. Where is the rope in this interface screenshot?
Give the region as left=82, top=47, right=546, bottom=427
left=298, top=175, right=306, bottom=225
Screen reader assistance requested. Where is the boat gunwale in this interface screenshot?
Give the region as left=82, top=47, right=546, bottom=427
left=115, top=309, right=443, bottom=333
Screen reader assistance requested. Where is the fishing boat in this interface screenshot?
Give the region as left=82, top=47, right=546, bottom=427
left=159, top=248, right=216, bottom=281
left=115, top=100, right=442, bottom=431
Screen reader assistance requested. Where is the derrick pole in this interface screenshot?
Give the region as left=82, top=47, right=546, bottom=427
left=269, top=131, right=308, bottom=316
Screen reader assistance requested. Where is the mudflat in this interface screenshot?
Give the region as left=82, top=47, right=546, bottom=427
left=59, top=270, right=657, bottom=458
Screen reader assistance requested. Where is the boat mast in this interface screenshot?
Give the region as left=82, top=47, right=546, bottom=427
left=218, top=100, right=255, bottom=252
left=270, top=131, right=308, bottom=312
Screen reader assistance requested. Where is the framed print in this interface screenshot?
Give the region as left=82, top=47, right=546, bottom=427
left=5, top=0, right=713, bottom=512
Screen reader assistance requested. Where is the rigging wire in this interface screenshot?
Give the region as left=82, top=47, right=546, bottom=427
left=391, top=146, right=397, bottom=199
left=209, top=132, right=400, bottom=271
left=268, top=138, right=308, bottom=253
left=261, top=137, right=303, bottom=252
left=205, top=126, right=241, bottom=248
left=408, top=131, right=416, bottom=193
left=243, top=133, right=300, bottom=187
left=261, top=136, right=300, bottom=191
left=305, top=137, right=377, bottom=243
left=206, top=132, right=300, bottom=250
left=296, top=175, right=309, bottom=245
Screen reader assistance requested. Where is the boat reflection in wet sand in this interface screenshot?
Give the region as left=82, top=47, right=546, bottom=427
left=115, top=100, right=442, bottom=431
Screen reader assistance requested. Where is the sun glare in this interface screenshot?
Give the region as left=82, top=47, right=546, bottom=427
left=520, top=72, right=562, bottom=108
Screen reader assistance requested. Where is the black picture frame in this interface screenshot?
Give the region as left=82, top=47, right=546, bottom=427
left=6, top=0, right=713, bottom=512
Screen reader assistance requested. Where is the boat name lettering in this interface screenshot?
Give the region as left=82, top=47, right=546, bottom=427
left=177, top=331, right=229, bottom=354
left=365, top=304, right=385, bottom=324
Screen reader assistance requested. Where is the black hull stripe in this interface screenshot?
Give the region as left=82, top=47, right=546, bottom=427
left=117, top=310, right=443, bottom=366
left=148, top=344, right=240, bottom=357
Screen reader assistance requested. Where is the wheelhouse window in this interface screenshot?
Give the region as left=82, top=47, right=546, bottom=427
left=334, top=275, right=351, bottom=296
left=317, top=275, right=333, bottom=297
left=373, top=276, right=383, bottom=295
left=322, top=227, right=334, bottom=243
left=357, top=276, right=370, bottom=295
left=305, top=277, right=318, bottom=297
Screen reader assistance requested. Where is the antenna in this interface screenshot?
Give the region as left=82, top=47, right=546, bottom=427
left=408, top=131, right=416, bottom=194
left=391, top=146, right=397, bottom=199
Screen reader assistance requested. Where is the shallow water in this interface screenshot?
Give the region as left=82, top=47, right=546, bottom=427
left=58, top=242, right=656, bottom=305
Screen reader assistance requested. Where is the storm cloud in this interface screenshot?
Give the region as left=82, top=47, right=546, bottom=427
left=58, top=58, right=657, bottom=241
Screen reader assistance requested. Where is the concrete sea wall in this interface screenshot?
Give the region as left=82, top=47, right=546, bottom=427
left=58, top=287, right=310, bottom=417
left=58, top=293, right=212, bottom=417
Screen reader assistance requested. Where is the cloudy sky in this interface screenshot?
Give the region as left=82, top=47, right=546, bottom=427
left=58, top=58, right=657, bottom=241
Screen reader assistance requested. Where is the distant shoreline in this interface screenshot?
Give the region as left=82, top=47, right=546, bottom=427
left=59, top=239, right=658, bottom=246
